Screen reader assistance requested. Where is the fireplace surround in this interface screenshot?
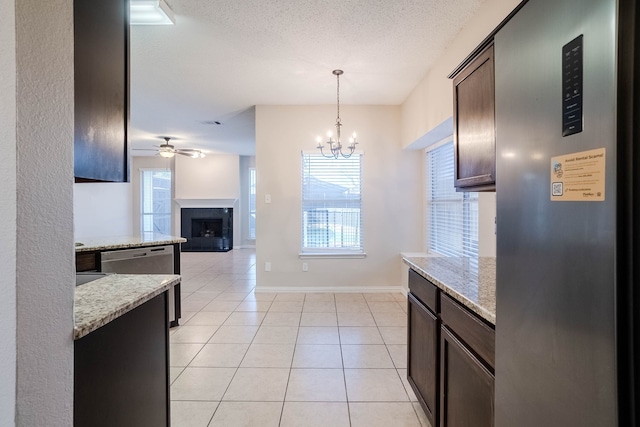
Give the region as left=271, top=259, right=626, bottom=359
left=181, top=208, right=233, bottom=252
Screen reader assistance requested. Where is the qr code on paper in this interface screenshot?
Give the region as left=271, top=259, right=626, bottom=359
left=552, top=182, right=563, bottom=196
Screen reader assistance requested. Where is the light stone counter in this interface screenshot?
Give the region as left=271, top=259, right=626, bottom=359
left=74, top=274, right=180, bottom=339
left=402, top=256, right=496, bottom=325
left=75, top=233, right=186, bottom=253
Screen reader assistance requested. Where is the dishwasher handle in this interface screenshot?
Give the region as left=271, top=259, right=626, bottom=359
left=100, top=245, right=174, bottom=262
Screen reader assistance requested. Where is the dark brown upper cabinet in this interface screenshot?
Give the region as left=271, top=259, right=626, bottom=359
left=451, top=43, right=495, bottom=192
left=74, top=0, right=130, bottom=183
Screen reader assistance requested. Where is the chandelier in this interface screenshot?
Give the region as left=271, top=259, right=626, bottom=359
left=316, top=70, right=359, bottom=159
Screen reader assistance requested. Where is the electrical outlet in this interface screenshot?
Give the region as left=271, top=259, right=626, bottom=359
left=302, top=262, right=308, bottom=272
left=265, top=261, right=271, bottom=272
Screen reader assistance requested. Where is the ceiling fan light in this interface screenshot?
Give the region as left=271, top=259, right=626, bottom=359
left=159, top=150, right=175, bottom=158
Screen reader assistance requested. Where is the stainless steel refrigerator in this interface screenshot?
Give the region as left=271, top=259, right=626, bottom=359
left=495, top=0, right=638, bottom=425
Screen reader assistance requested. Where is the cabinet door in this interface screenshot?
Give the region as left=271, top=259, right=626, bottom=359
left=440, top=326, right=494, bottom=427
left=408, top=293, right=439, bottom=426
left=453, top=44, right=495, bottom=191
left=74, top=0, right=129, bottom=182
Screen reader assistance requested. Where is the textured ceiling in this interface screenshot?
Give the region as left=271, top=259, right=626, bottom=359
left=129, top=0, right=486, bottom=156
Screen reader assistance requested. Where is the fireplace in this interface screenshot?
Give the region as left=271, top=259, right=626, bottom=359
left=181, top=208, right=233, bottom=252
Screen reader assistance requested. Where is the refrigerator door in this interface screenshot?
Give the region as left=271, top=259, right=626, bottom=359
left=495, top=0, right=618, bottom=425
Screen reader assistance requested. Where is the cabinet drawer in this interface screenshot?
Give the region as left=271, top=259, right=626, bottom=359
left=441, top=293, right=495, bottom=370
left=409, top=269, right=439, bottom=313
left=76, top=251, right=98, bottom=272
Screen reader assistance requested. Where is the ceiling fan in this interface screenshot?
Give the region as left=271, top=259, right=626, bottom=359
left=132, top=137, right=206, bottom=158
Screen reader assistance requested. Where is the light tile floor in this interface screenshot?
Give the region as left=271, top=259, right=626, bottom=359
left=171, top=249, right=431, bottom=427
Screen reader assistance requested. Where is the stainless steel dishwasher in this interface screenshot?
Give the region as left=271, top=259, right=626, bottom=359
left=101, top=245, right=179, bottom=326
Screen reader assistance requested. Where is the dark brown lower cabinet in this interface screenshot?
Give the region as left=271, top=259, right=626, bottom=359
left=407, top=268, right=495, bottom=427
left=74, top=292, right=170, bottom=427
left=440, top=326, right=494, bottom=427
left=408, top=293, right=439, bottom=425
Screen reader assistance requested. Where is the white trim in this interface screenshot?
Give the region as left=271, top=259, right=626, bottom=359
left=298, top=252, right=366, bottom=259
left=255, top=285, right=404, bottom=294
left=405, top=117, right=453, bottom=151
left=423, top=134, right=453, bottom=154
left=174, top=198, right=237, bottom=208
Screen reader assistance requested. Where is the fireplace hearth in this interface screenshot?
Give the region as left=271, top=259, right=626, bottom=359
left=181, top=208, right=233, bottom=252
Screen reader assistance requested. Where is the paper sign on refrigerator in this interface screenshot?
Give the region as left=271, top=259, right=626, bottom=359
left=550, top=148, right=606, bottom=201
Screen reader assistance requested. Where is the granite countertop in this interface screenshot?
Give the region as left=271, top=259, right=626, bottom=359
left=74, top=274, right=181, bottom=340
left=75, top=233, right=187, bottom=253
left=402, top=256, right=496, bottom=325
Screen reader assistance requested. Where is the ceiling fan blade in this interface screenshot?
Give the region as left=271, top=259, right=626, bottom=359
left=131, top=148, right=158, bottom=151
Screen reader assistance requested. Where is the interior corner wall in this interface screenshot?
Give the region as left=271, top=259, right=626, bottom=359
left=400, top=0, right=522, bottom=147
left=0, top=0, right=17, bottom=423
left=15, top=0, right=75, bottom=425
left=255, top=105, right=423, bottom=291
left=131, top=156, right=176, bottom=235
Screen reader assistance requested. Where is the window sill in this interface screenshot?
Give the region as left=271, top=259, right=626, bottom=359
left=299, top=252, right=367, bottom=259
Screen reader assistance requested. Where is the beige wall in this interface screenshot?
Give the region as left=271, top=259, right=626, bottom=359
left=255, top=105, right=423, bottom=291
left=401, top=0, right=522, bottom=147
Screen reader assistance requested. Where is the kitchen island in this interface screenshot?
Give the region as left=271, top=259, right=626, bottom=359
left=74, top=274, right=180, bottom=427
left=402, top=255, right=495, bottom=427
left=75, top=233, right=186, bottom=326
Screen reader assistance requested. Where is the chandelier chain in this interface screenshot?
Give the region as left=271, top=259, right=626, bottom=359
left=336, top=72, right=340, bottom=124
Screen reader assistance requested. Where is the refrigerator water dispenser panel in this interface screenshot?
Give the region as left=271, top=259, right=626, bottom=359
left=563, top=35, right=583, bottom=136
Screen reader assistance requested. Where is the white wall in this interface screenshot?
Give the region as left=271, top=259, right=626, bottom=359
left=74, top=183, right=133, bottom=239
left=256, top=105, right=423, bottom=291
left=0, top=0, right=17, bottom=422
left=15, top=0, right=75, bottom=425
left=175, top=154, right=240, bottom=200
left=401, top=0, right=522, bottom=147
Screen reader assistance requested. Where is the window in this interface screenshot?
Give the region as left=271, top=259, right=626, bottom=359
left=248, top=167, right=256, bottom=239
left=141, top=169, right=172, bottom=235
left=426, top=141, right=478, bottom=262
left=301, top=153, right=363, bottom=254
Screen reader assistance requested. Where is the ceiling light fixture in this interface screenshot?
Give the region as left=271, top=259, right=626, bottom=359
left=130, top=0, right=175, bottom=26
left=316, top=69, right=359, bottom=159
left=157, top=137, right=205, bottom=158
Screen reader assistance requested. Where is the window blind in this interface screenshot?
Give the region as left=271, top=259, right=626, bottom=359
left=426, top=142, right=478, bottom=265
left=301, top=153, right=363, bottom=252
left=249, top=168, right=256, bottom=239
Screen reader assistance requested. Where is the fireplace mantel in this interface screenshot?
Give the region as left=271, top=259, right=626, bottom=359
left=174, top=199, right=237, bottom=208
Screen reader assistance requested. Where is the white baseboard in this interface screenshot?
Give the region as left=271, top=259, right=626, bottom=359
left=255, top=285, right=405, bottom=294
